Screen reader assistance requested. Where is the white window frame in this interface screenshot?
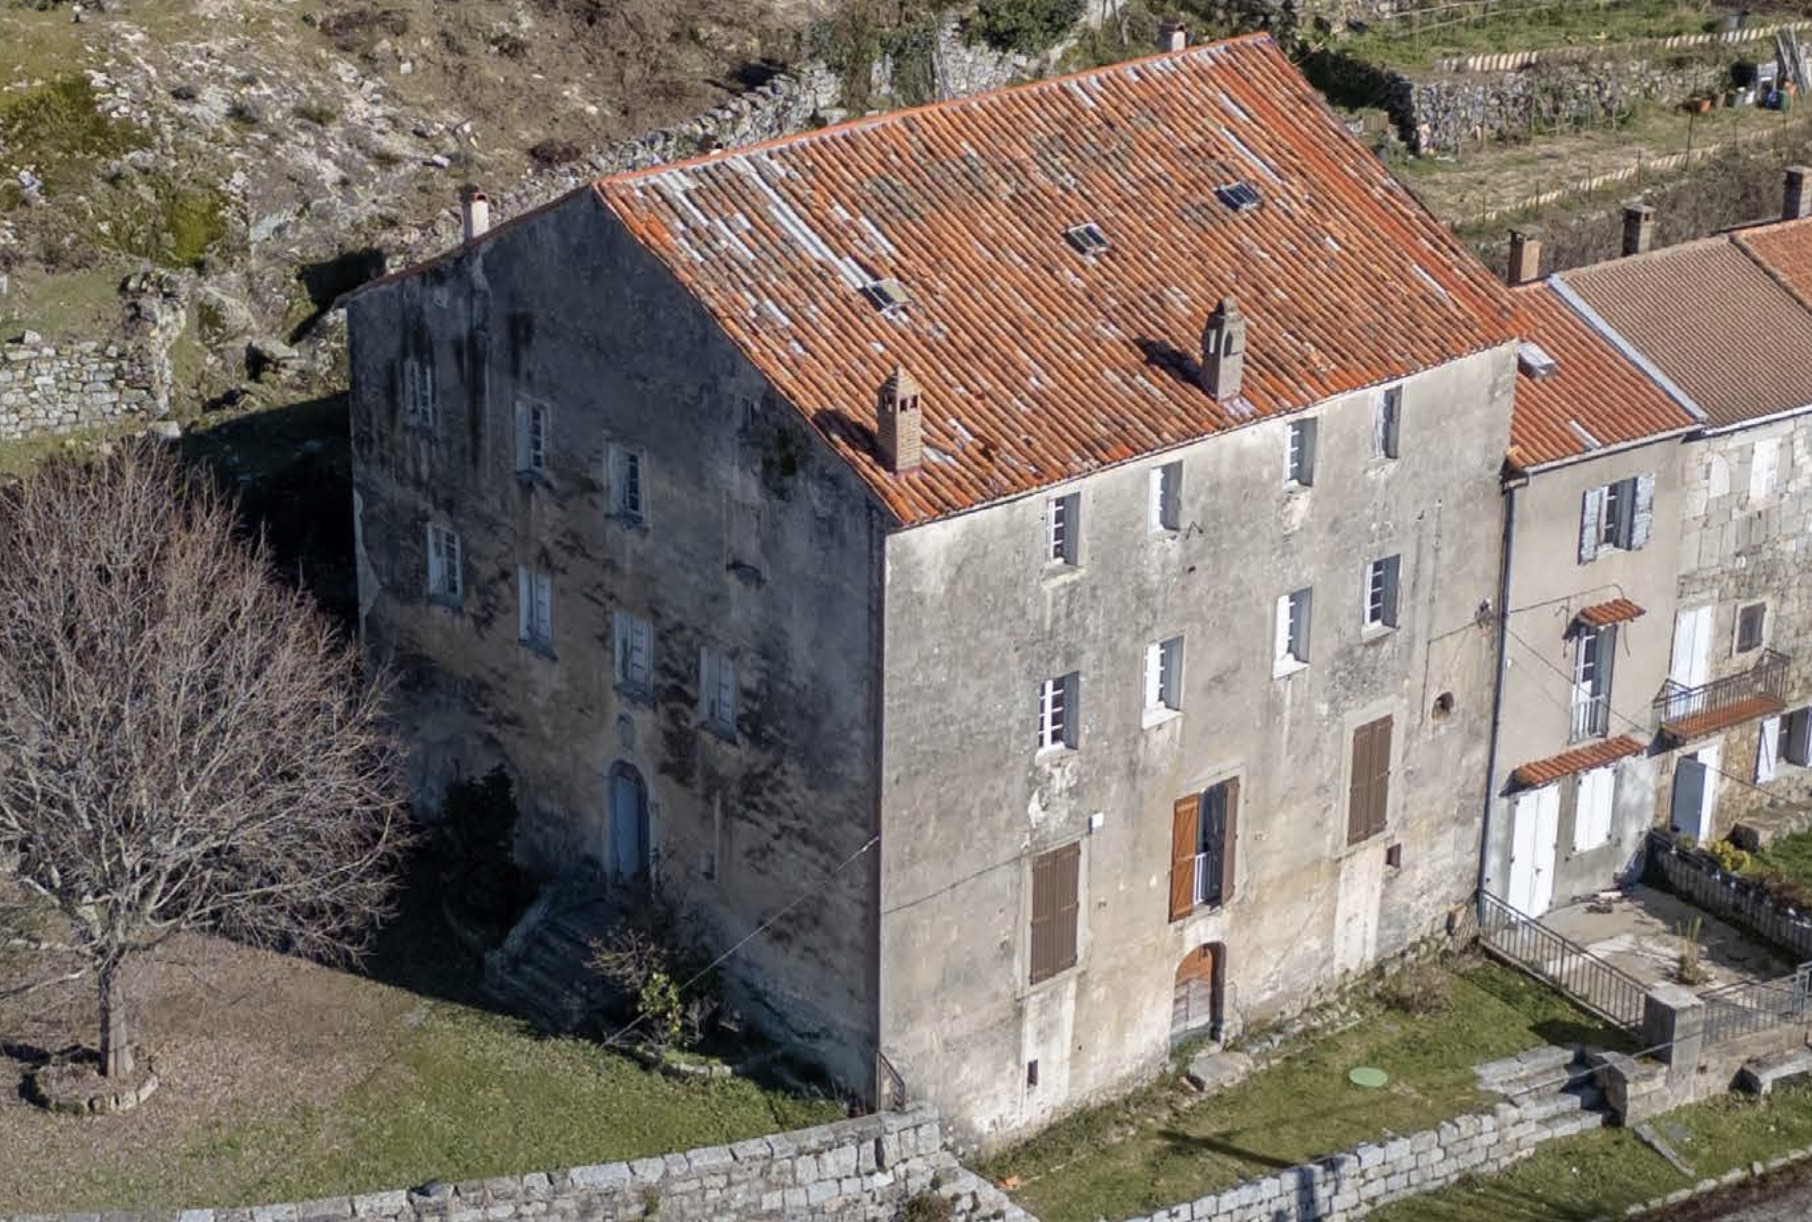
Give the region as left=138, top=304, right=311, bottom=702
left=1143, top=636, right=1183, bottom=723
left=426, top=522, right=462, bottom=604
left=1571, top=625, right=1614, bottom=742
left=517, top=567, right=553, bottom=651
left=613, top=611, right=654, bottom=699
left=1758, top=714, right=1782, bottom=784
left=1750, top=437, right=1781, bottom=501
left=1274, top=588, right=1311, bottom=676
left=1285, top=419, right=1317, bottom=488
left=700, top=647, right=737, bottom=739
left=1149, top=462, right=1181, bottom=534
left=1374, top=385, right=1402, bottom=460
left=609, top=443, right=646, bottom=524
left=1047, top=493, right=1080, bottom=566
left=1363, top=555, right=1400, bottom=631
left=515, top=401, right=549, bottom=476
left=1572, top=766, right=1615, bottom=852
left=403, top=357, right=435, bottom=431
left=1038, top=672, right=1079, bottom=753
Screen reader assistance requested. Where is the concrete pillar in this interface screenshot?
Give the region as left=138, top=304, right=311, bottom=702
left=1643, top=983, right=1704, bottom=1086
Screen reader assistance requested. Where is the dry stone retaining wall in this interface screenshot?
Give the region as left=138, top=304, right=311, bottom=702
left=0, top=336, right=164, bottom=441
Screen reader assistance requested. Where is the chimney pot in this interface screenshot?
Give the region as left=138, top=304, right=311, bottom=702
left=1622, top=202, right=1655, bottom=257
left=1785, top=166, right=1811, bottom=220
left=877, top=366, right=923, bottom=473
left=1159, top=20, right=1187, bottom=53
left=460, top=185, right=491, bottom=243
left=1200, top=297, right=1246, bottom=402
left=1506, top=228, right=1542, bottom=286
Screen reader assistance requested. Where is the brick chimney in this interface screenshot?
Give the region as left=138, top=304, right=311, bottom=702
left=876, top=366, right=923, bottom=473
left=460, top=185, right=491, bottom=243
left=1785, top=166, right=1812, bottom=221
left=1200, top=297, right=1246, bottom=402
left=1622, top=203, right=1655, bottom=257
left=1506, top=229, right=1542, bottom=285
left=1159, top=20, right=1187, bottom=52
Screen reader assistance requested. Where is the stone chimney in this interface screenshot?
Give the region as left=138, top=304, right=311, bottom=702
left=1200, top=297, right=1246, bottom=402
left=1159, top=20, right=1187, bottom=53
left=1622, top=203, right=1655, bottom=257
left=876, top=366, right=923, bottom=473
left=1507, top=229, right=1542, bottom=285
left=460, top=185, right=491, bottom=243
left=1785, top=166, right=1812, bottom=221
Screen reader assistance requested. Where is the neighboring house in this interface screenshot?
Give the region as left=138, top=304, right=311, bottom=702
left=1559, top=203, right=1812, bottom=846
left=1480, top=252, right=1699, bottom=920
left=345, top=33, right=1521, bottom=1147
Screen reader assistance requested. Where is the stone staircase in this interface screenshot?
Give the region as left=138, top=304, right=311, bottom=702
left=482, top=879, right=621, bottom=1035
left=1475, top=1045, right=1614, bottom=1137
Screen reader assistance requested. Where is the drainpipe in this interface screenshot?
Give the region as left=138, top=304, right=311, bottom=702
left=1478, top=469, right=1525, bottom=916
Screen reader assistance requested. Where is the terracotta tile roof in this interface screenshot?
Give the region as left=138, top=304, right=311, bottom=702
left=1734, top=216, right=1812, bottom=308
left=1562, top=235, right=1812, bottom=430
left=1574, top=598, right=1645, bottom=629
left=595, top=36, right=1516, bottom=524
left=1659, top=694, right=1787, bottom=742
left=1509, top=736, right=1645, bottom=790
left=1505, top=283, right=1697, bottom=470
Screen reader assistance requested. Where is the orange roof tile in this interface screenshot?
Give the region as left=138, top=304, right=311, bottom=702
left=1505, top=284, right=1697, bottom=470
left=1734, top=216, right=1812, bottom=308
left=1510, top=736, right=1645, bottom=790
left=1562, top=235, right=1812, bottom=430
left=1659, top=694, right=1787, bottom=742
left=594, top=36, right=1516, bottom=524
left=1575, top=598, right=1645, bottom=629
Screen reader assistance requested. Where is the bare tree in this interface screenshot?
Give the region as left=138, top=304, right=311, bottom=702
left=0, top=444, right=410, bottom=1079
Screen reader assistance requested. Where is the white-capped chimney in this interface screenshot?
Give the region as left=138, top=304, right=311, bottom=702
left=1506, top=228, right=1542, bottom=286
left=460, top=185, right=491, bottom=243
left=1785, top=166, right=1812, bottom=221
left=1159, top=20, right=1188, bottom=53
left=876, top=366, right=923, bottom=473
left=1200, top=297, right=1246, bottom=402
left=1622, top=202, right=1655, bottom=257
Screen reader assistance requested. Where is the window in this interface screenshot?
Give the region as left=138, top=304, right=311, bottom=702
left=1064, top=222, right=1110, bottom=255
left=1572, top=767, right=1615, bottom=851
left=1149, top=462, right=1181, bottom=533
left=1374, top=386, right=1402, bottom=459
left=1214, top=181, right=1262, bottom=213
left=426, top=523, right=462, bottom=604
left=1364, top=555, right=1400, bottom=630
left=1750, top=438, right=1780, bottom=500
left=700, top=647, right=737, bottom=738
left=609, top=444, right=645, bottom=523
left=1144, top=636, right=1183, bottom=720
left=517, top=567, right=552, bottom=651
left=1028, top=843, right=1080, bottom=984
left=515, top=402, right=549, bottom=476
left=1285, top=419, right=1317, bottom=487
left=1275, top=588, right=1312, bottom=674
left=1784, top=707, right=1812, bottom=767
left=1038, top=672, right=1079, bottom=752
left=1169, top=779, right=1238, bottom=920
left=403, top=357, right=435, bottom=430
left=1347, top=715, right=1393, bottom=845
left=1757, top=715, right=1781, bottom=784
left=1737, top=603, right=1767, bottom=654
left=613, top=611, right=654, bottom=698
left=1571, top=625, right=1615, bottom=742
left=1579, top=474, right=1653, bottom=561
left=1047, top=493, right=1080, bottom=566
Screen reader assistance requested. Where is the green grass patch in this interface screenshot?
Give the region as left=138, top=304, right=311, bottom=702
left=91, top=178, right=231, bottom=270
left=983, top=961, right=1628, bottom=1222
left=43, top=1002, right=843, bottom=1209
left=1341, top=1, right=1720, bottom=70
left=0, top=76, right=146, bottom=197
left=1373, top=1082, right=1812, bottom=1220
left=0, top=264, right=125, bottom=340
left=1754, top=828, right=1812, bottom=891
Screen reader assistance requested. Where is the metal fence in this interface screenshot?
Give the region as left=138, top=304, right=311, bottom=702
left=1702, top=964, right=1812, bottom=1045
left=1655, top=649, right=1789, bottom=730
left=1570, top=693, right=1610, bottom=743
left=1478, top=890, right=1649, bottom=1033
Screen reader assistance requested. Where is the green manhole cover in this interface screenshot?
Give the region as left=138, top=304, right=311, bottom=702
left=1349, top=1066, right=1389, bottom=1088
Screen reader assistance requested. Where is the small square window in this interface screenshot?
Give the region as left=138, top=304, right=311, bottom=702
left=1364, top=555, right=1400, bottom=630
left=1038, top=672, right=1079, bottom=752
left=613, top=610, right=655, bottom=698
left=1275, top=588, right=1311, bottom=673
left=517, top=567, right=553, bottom=651
left=610, top=444, right=645, bottom=523
left=1286, top=419, right=1317, bottom=487
left=1737, top=603, right=1767, bottom=654
left=516, top=402, right=549, bottom=476
left=1149, top=462, right=1181, bottom=534
left=1374, top=386, right=1401, bottom=460
left=1144, top=636, right=1183, bottom=720
left=427, top=522, right=462, bottom=605
left=700, top=647, right=738, bottom=738
left=1047, top=493, right=1080, bottom=566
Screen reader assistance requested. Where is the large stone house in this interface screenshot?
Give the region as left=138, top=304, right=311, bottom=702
left=344, top=34, right=1527, bottom=1147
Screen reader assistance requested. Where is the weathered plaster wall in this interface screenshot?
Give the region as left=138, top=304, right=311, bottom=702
left=1484, top=437, right=1686, bottom=911
left=346, top=191, right=886, bottom=1089
left=878, top=347, right=1516, bottom=1149
left=1664, top=417, right=1812, bottom=836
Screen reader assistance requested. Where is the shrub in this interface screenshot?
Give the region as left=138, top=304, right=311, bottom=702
left=965, top=0, right=1085, bottom=55
left=0, top=76, right=146, bottom=194
left=529, top=138, right=584, bottom=166
left=589, top=892, right=720, bottom=1049
left=1377, top=959, right=1451, bottom=1016
left=294, top=100, right=340, bottom=127
left=1704, top=838, right=1752, bottom=875
left=900, top=1191, right=953, bottom=1222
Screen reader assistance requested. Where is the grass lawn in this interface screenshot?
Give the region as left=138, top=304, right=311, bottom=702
left=1372, top=1082, right=1812, bottom=1221
left=1341, top=1, right=1739, bottom=70
left=1754, top=828, right=1812, bottom=890
left=980, top=961, right=1629, bottom=1222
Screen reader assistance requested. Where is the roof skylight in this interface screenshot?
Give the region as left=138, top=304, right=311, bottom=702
left=1214, top=182, right=1262, bottom=213
left=862, top=277, right=911, bottom=313
left=1064, top=223, right=1111, bottom=255
left=1517, top=341, right=1558, bottom=380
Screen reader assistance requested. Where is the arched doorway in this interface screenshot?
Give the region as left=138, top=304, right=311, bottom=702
left=607, top=762, right=650, bottom=879
left=1172, top=943, right=1224, bottom=1043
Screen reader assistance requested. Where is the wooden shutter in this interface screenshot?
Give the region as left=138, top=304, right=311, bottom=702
left=1030, top=844, right=1081, bottom=983
left=1579, top=487, right=1604, bottom=563
left=1218, top=778, right=1239, bottom=905
left=1367, top=715, right=1393, bottom=839
left=1347, top=721, right=1374, bottom=845
left=1169, top=797, right=1199, bottom=923
left=1630, top=474, right=1655, bottom=549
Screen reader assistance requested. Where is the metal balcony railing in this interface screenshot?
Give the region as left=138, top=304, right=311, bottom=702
left=1569, top=693, right=1610, bottom=743
left=1478, top=890, right=1648, bottom=1033
left=1654, top=649, right=1790, bottom=733
left=1701, top=964, right=1812, bottom=1046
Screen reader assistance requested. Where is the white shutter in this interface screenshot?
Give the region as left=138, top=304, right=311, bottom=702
left=1144, top=642, right=1162, bottom=709
left=1573, top=767, right=1615, bottom=851
left=518, top=569, right=532, bottom=641
left=613, top=612, right=630, bottom=686
left=718, top=656, right=737, bottom=728
left=533, top=574, right=551, bottom=640
left=1629, top=474, right=1655, bottom=549
left=1758, top=715, right=1781, bottom=784
left=1274, top=594, right=1292, bottom=664
left=1579, top=487, right=1605, bottom=563
left=631, top=617, right=652, bottom=688
left=427, top=523, right=442, bottom=593
left=1148, top=469, right=1165, bottom=532
left=697, top=647, right=713, bottom=717
left=1751, top=438, right=1780, bottom=500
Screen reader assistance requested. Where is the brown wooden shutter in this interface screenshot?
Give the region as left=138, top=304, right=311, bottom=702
left=1347, top=721, right=1374, bottom=846
left=1030, top=843, right=1081, bottom=983
left=1169, top=796, right=1199, bottom=922
left=1053, top=843, right=1079, bottom=976
left=1368, top=716, right=1393, bottom=839
left=1219, top=778, right=1239, bottom=904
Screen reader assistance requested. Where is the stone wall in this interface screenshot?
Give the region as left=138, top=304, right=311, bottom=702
left=0, top=1106, right=1029, bottom=1222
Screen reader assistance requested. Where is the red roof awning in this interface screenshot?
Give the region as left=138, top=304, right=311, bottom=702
left=1575, top=599, right=1646, bottom=630
left=1510, top=736, right=1645, bottom=790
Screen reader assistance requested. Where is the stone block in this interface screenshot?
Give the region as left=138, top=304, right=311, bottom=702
left=251, top=1207, right=298, bottom=1222
left=1356, top=1142, right=1385, bottom=1169
left=517, top=1174, right=552, bottom=1200
left=349, top=1192, right=408, bottom=1218
left=686, top=1145, right=733, bottom=1172
left=1410, top=1130, right=1437, bottom=1153
left=804, top=1179, right=838, bottom=1205
left=730, top=1137, right=773, bottom=1162
left=294, top=1200, right=353, bottom=1222
left=569, top=1163, right=631, bottom=1189
left=1384, top=1137, right=1413, bottom=1163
